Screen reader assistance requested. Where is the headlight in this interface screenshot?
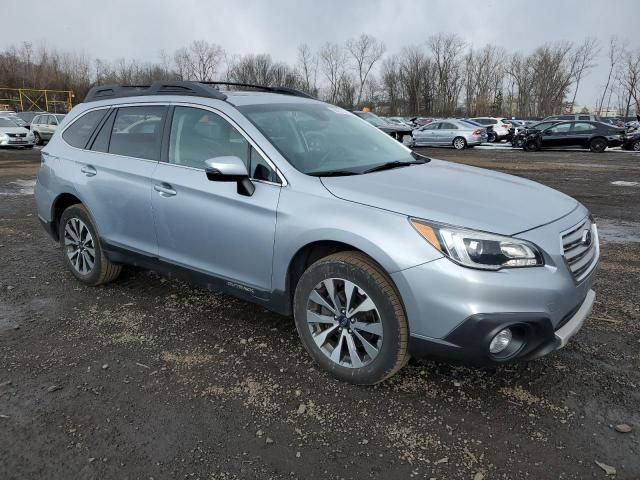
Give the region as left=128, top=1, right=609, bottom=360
left=410, top=219, right=544, bottom=270
left=0, top=133, right=8, bottom=141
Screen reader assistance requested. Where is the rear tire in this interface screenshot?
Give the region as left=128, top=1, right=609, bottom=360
left=589, top=137, right=607, bottom=153
left=453, top=137, right=467, bottom=150
left=59, top=204, right=121, bottom=286
left=293, top=251, right=409, bottom=385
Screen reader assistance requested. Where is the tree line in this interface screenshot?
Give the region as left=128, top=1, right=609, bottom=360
left=0, top=34, right=638, bottom=118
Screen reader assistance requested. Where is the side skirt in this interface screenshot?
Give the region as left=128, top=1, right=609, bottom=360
left=103, top=241, right=290, bottom=316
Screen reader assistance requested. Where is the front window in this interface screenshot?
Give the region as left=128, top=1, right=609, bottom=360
left=238, top=103, right=416, bottom=175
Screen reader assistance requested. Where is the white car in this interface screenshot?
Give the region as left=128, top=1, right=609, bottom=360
left=0, top=116, right=36, bottom=148
left=471, top=117, right=513, bottom=141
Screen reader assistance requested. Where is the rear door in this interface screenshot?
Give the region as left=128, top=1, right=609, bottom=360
left=569, top=122, right=597, bottom=148
left=70, top=104, right=166, bottom=256
left=151, top=105, right=281, bottom=291
left=438, top=121, right=458, bottom=145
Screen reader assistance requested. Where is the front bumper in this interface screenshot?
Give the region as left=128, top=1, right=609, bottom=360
left=408, top=289, right=595, bottom=365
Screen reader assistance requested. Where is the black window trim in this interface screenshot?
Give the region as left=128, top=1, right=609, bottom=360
left=60, top=105, right=112, bottom=150
left=162, top=102, right=286, bottom=186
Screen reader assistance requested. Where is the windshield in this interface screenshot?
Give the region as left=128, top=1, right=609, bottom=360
left=238, top=103, right=418, bottom=175
left=0, top=118, right=18, bottom=127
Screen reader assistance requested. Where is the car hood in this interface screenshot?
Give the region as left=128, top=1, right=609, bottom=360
left=321, top=159, right=578, bottom=235
left=0, top=126, right=30, bottom=135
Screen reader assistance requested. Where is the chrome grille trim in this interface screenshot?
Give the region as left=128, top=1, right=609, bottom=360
left=561, top=217, right=599, bottom=283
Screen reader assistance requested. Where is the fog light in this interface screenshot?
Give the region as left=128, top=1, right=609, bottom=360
left=489, top=328, right=513, bottom=354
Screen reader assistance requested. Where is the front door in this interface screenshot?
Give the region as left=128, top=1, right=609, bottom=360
left=151, top=106, right=281, bottom=292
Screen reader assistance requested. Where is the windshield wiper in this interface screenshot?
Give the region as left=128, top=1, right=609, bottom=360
left=362, top=159, right=427, bottom=174
left=307, top=170, right=361, bottom=177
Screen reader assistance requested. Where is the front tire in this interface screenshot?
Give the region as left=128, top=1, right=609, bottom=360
left=632, top=140, right=640, bottom=152
left=589, top=137, right=607, bottom=153
left=33, top=132, right=42, bottom=145
left=293, top=252, right=409, bottom=385
left=524, top=138, right=540, bottom=151
left=453, top=137, right=467, bottom=150
left=59, top=204, right=121, bottom=286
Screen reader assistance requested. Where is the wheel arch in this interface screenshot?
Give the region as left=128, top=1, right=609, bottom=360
left=50, top=192, right=85, bottom=241
left=280, top=237, right=404, bottom=317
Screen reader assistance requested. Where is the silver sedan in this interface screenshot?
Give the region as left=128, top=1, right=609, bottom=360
left=413, top=119, right=487, bottom=149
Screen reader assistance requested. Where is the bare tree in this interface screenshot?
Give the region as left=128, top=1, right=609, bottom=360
left=173, top=40, right=224, bottom=81
left=568, top=37, right=599, bottom=111
left=346, top=34, right=386, bottom=107
left=296, top=44, right=318, bottom=95
left=319, top=42, right=347, bottom=104
left=428, top=33, right=466, bottom=116
left=597, top=36, right=622, bottom=115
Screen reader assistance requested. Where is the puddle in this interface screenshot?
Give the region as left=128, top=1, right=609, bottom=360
left=0, top=179, right=35, bottom=196
left=611, top=181, right=639, bottom=187
left=597, top=219, right=640, bottom=243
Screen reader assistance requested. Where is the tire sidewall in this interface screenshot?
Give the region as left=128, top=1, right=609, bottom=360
left=59, top=205, right=104, bottom=285
left=293, top=257, right=405, bottom=384
left=453, top=137, right=466, bottom=150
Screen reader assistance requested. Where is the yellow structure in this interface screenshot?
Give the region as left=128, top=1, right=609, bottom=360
left=0, top=88, right=75, bottom=113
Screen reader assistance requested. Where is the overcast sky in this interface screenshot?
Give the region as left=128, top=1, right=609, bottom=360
left=4, top=0, right=639, bottom=106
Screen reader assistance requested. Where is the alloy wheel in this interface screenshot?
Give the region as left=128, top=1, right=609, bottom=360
left=64, top=217, right=96, bottom=275
left=453, top=138, right=465, bottom=150
left=306, top=278, right=383, bottom=368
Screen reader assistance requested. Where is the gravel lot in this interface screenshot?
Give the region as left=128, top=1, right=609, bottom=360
left=1, top=145, right=639, bottom=479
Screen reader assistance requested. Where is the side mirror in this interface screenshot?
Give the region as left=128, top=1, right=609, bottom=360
left=204, top=156, right=255, bottom=197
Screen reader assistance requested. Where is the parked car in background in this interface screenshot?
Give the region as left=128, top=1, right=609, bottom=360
left=511, top=120, right=561, bottom=148
left=0, top=116, right=35, bottom=148
left=413, top=119, right=487, bottom=149
left=523, top=121, right=625, bottom=152
left=30, top=113, right=66, bottom=145
left=471, top=117, right=512, bottom=141
left=542, top=114, right=601, bottom=123
left=16, top=111, right=47, bottom=129
left=0, top=113, right=29, bottom=128
left=385, top=116, right=414, bottom=128
left=622, top=130, right=640, bottom=151
left=35, top=81, right=599, bottom=384
left=352, top=111, right=413, bottom=144
left=461, top=118, right=495, bottom=142
left=411, top=117, right=433, bottom=128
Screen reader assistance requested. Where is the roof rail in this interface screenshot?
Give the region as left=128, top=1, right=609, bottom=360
left=83, top=80, right=315, bottom=103
left=199, top=81, right=315, bottom=99
left=83, top=81, right=228, bottom=103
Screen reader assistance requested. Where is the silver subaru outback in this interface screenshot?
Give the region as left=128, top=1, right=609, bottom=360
left=35, top=81, right=599, bottom=384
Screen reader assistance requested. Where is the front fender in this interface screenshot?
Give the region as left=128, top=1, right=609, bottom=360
left=271, top=186, right=443, bottom=294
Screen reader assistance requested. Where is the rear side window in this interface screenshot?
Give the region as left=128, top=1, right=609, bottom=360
left=62, top=109, right=108, bottom=149
left=90, top=110, right=116, bottom=153
left=109, top=106, right=166, bottom=160
left=439, top=122, right=457, bottom=129
left=572, top=122, right=596, bottom=133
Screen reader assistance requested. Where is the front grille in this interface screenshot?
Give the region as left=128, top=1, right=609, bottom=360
left=8, top=133, right=26, bottom=138
left=561, top=217, right=599, bottom=282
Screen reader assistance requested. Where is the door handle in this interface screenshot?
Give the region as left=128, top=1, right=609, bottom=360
left=154, top=183, right=177, bottom=197
left=80, top=165, right=97, bottom=177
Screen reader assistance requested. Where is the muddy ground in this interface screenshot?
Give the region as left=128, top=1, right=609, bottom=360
left=1, top=145, right=639, bottom=480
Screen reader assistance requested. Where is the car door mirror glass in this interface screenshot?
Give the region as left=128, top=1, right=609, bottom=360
left=204, top=156, right=255, bottom=196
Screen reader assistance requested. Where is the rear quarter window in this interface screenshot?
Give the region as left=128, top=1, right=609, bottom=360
left=62, top=109, right=109, bottom=149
